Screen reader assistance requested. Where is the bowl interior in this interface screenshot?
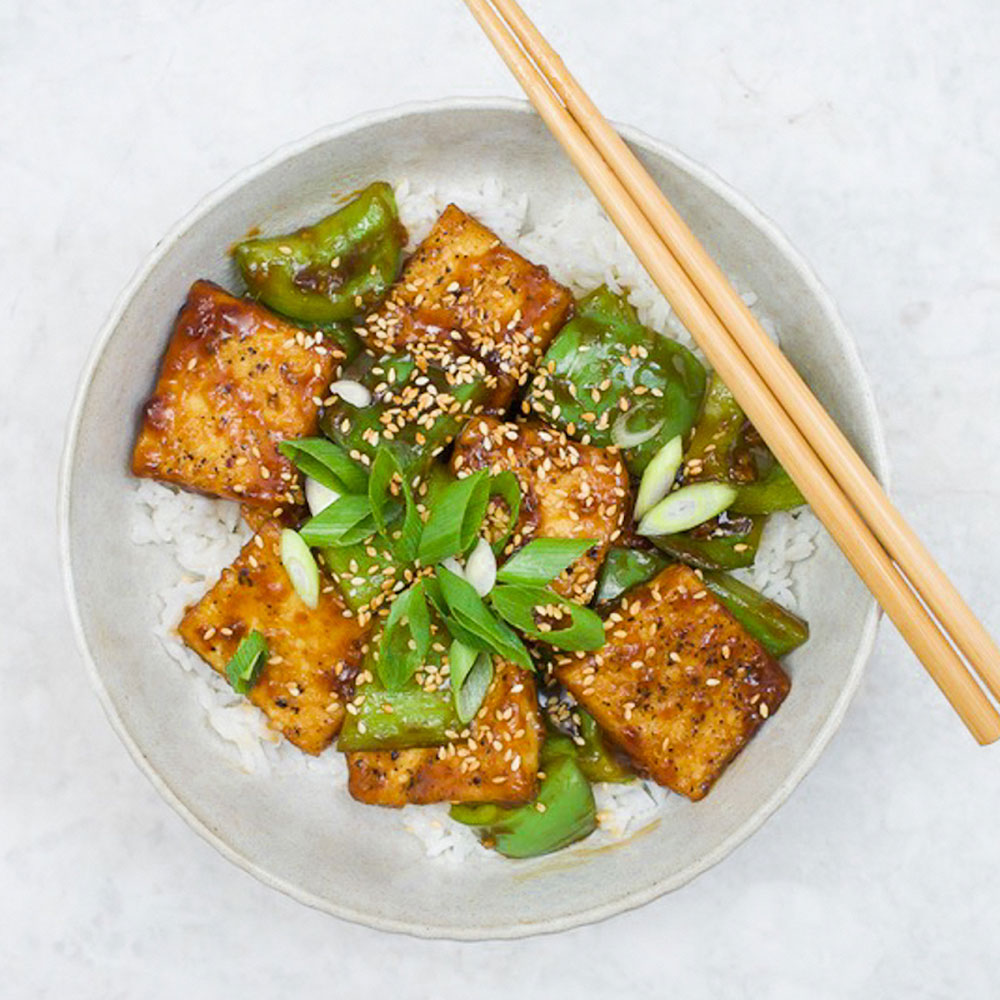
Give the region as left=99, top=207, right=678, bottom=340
left=62, top=100, right=885, bottom=939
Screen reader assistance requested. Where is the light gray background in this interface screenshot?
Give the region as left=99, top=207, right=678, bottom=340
left=2, top=0, right=998, bottom=996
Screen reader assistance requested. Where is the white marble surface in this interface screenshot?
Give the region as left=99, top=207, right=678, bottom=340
left=2, top=0, right=999, bottom=995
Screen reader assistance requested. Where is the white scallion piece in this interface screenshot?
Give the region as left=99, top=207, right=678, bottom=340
left=463, top=537, right=497, bottom=597
left=280, top=529, right=320, bottom=609
left=637, top=482, right=738, bottom=536
left=440, top=555, right=467, bottom=581
left=329, top=379, right=372, bottom=408
left=304, top=476, right=340, bottom=516
left=611, top=409, right=664, bottom=449
left=633, top=435, right=683, bottom=520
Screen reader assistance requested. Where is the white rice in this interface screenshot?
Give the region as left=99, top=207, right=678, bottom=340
left=130, top=178, right=820, bottom=860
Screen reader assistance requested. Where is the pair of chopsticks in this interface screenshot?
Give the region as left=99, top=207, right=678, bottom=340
left=463, top=0, right=1000, bottom=743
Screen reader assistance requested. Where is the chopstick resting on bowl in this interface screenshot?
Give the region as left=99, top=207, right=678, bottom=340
left=462, top=0, right=1000, bottom=743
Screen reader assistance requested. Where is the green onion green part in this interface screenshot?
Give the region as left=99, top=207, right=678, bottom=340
left=432, top=567, right=532, bottom=669
left=487, top=471, right=522, bottom=556
left=490, top=584, right=606, bottom=652
left=496, top=537, right=596, bottom=587
left=278, top=437, right=368, bottom=495
left=224, top=630, right=269, bottom=695
left=377, top=581, right=431, bottom=690
left=449, top=640, right=494, bottom=724
left=417, top=470, right=490, bottom=566
left=299, top=494, right=376, bottom=548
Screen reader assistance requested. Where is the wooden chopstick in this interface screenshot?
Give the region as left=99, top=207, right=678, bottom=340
left=486, top=0, right=1000, bottom=711
left=463, top=0, right=1000, bottom=743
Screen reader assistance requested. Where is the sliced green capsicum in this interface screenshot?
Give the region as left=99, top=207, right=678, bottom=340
left=234, top=181, right=406, bottom=324
left=526, top=286, right=706, bottom=475
left=730, top=464, right=806, bottom=514
left=450, top=752, right=597, bottom=859
left=649, top=513, right=764, bottom=570
left=542, top=716, right=634, bottom=784
left=702, top=570, right=809, bottom=657
left=314, top=320, right=364, bottom=367
left=681, top=373, right=804, bottom=514
left=337, top=604, right=464, bottom=750
left=682, top=372, right=756, bottom=483
left=337, top=683, right=461, bottom=752
left=594, top=546, right=671, bottom=604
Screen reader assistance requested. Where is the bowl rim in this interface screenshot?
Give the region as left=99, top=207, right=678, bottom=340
left=59, top=95, right=888, bottom=940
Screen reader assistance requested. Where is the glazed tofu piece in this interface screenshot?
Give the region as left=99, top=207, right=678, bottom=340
left=132, top=279, right=342, bottom=512
left=179, top=520, right=368, bottom=754
left=361, top=205, right=573, bottom=409
left=240, top=503, right=303, bottom=535
left=556, top=564, right=790, bottom=800
left=451, top=417, right=630, bottom=603
left=347, top=661, right=543, bottom=806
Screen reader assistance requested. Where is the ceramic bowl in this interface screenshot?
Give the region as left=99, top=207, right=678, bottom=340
left=60, top=98, right=887, bottom=939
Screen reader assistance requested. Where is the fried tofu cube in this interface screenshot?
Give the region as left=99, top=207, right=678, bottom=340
left=346, top=660, right=543, bottom=806
left=451, top=417, right=630, bottom=603
left=132, top=279, right=342, bottom=511
left=179, top=520, right=368, bottom=754
left=362, top=205, right=573, bottom=409
left=556, top=564, right=790, bottom=800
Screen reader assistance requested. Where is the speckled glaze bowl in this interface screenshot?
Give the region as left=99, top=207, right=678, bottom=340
left=60, top=98, right=887, bottom=939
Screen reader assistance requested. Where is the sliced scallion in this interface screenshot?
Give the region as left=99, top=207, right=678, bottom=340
left=490, top=584, right=605, bottom=652
left=449, top=640, right=494, bottom=724
left=304, top=476, right=340, bottom=516
left=496, top=537, right=595, bottom=588
left=299, top=494, right=375, bottom=548
left=463, top=537, right=497, bottom=597
left=637, top=481, right=738, bottom=536
left=377, top=581, right=431, bottom=690
left=367, top=445, right=422, bottom=563
left=278, top=437, right=367, bottom=495
left=487, top=471, right=522, bottom=556
left=280, top=529, right=320, bottom=609
left=418, top=470, right=490, bottom=566
left=633, top=434, right=683, bottom=520
left=434, top=567, right=532, bottom=669
left=368, top=446, right=399, bottom=536
left=611, top=407, right=665, bottom=450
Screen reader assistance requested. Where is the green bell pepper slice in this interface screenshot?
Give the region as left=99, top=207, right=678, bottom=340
left=320, top=350, right=490, bottom=482
left=682, top=373, right=805, bottom=514
left=314, top=320, right=363, bottom=367
left=594, top=546, right=671, bottom=604
left=449, top=753, right=597, bottom=859
left=337, top=607, right=462, bottom=750
left=336, top=684, right=460, bottom=751
left=319, top=532, right=398, bottom=615
left=731, top=463, right=806, bottom=515
left=701, top=570, right=809, bottom=658
left=233, top=181, right=406, bottom=324
left=543, top=715, right=634, bottom=784
left=526, top=286, right=706, bottom=475
left=683, top=372, right=757, bottom=484
left=649, top=513, right=764, bottom=570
